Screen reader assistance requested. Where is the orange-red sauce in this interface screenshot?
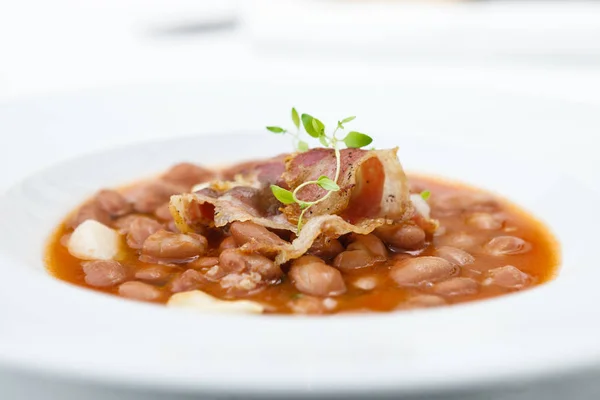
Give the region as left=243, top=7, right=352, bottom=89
left=45, top=175, right=559, bottom=314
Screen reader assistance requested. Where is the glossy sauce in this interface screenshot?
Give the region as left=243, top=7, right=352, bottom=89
left=45, top=174, right=559, bottom=314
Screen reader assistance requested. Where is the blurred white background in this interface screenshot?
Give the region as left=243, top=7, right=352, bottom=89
left=1, top=0, right=600, bottom=100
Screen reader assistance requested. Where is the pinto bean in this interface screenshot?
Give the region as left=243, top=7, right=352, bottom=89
left=437, top=232, right=479, bottom=250
left=485, top=236, right=531, bottom=256
left=390, top=256, right=456, bottom=286
left=141, top=230, right=208, bottom=263
left=483, top=265, right=530, bottom=289
left=95, top=189, right=132, bottom=217
left=433, top=193, right=499, bottom=216
left=347, top=234, right=387, bottom=257
left=466, top=213, right=503, bottom=230
left=220, top=272, right=264, bottom=296
left=124, top=181, right=182, bottom=214
left=170, top=269, right=208, bottom=293
left=111, top=214, right=141, bottom=234
left=433, top=277, right=478, bottom=296
left=218, top=249, right=282, bottom=281
left=405, top=295, right=447, bottom=308
left=154, top=202, right=173, bottom=221
left=289, top=257, right=346, bottom=297
left=288, top=295, right=328, bottom=315
left=161, top=162, right=214, bottom=188
left=135, top=265, right=173, bottom=284
left=435, top=246, right=475, bottom=266
left=333, top=249, right=383, bottom=270
left=308, top=236, right=344, bottom=259
left=375, top=225, right=426, bottom=250
left=126, top=216, right=162, bottom=249
left=230, top=221, right=287, bottom=247
left=118, top=281, right=162, bottom=301
left=188, top=256, right=219, bottom=269
left=82, top=260, right=127, bottom=287
left=218, top=236, right=237, bottom=253
left=67, top=202, right=111, bottom=229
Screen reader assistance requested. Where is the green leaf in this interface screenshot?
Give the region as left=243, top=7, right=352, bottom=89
left=297, top=140, right=309, bottom=152
left=270, top=185, right=295, bottom=204
left=344, top=131, right=373, bottom=148
left=317, top=175, right=340, bottom=191
left=420, top=190, right=431, bottom=201
left=266, top=126, right=286, bottom=134
left=318, top=135, right=329, bottom=147
left=301, top=114, right=319, bottom=138
left=341, top=116, right=356, bottom=124
left=291, top=108, right=300, bottom=129
left=311, top=117, right=325, bottom=136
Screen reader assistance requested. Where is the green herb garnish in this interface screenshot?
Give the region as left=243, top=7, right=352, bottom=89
left=420, top=190, right=431, bottom=201
left=267, top=108, right=373, bottom=232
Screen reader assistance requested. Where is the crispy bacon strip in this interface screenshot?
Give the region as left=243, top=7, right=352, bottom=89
left=170, top=148, right=427, bottom=264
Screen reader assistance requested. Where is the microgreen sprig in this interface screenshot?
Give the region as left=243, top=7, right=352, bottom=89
left=266, top=108, right=373, bottom=232
left=266, top=108, right=310, bottom=152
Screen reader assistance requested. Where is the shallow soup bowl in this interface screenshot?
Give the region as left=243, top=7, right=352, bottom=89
left=0, top=129, right=599, bottom=398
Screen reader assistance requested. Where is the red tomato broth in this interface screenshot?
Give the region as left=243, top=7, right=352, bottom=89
left=45, top=168, right=559, bottom=315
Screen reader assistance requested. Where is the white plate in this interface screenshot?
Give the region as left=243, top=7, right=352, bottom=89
left=0, top=78, right=599, bottom=399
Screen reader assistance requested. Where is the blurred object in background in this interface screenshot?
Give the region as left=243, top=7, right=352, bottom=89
left=245, top=0, right=600, bottom=65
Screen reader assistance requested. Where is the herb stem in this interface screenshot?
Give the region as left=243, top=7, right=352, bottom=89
left=291, top=140, right=342, bottom=230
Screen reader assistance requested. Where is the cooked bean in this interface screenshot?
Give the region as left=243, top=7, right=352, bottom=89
left=135, top=265, right=173, bottom=284
left=188, top=256, right=219, bottom=269
left=405, top=295, right=447, bottom=308
left=484, top=265, right=530, bottom=289
left=333, top=249, right=382, bottom=270
left=466, top=213, right=503, bottom=230
left=220, top=272, right=264, bottom=295
left=230, top=221, right=286, bottom=247
left=165, top=220, right=179, bottom=233
left=95, top=189, right=132, bottom=217
left=124, top=181, right=182, bottom=214
left=161, top=162, right=214, bottom=188
left=308, top=236, right=344, bottom=259
left=433, top=277, right=478, bottom=296
left=485, top=236, right=531, bottom=256
left=60, top=233, right=71, bottom=247
left=288, top=295, right=328, bottom=315
left=435, top=246, right=475, bottom=266
left=126, top=216, right=162, bottom=249
left=154, top=202, right=173, bottom=221
left=170, top=269, right=208, bottom=293
left=438, top=232, right=479, bottom=250
left=218, top=236, right=237, bottom=253
left=347, top=234, right=387, bottom=257
left=118, top=281, right=162, bottom=301
left=390, top=256, right=456, bottom=286
left=141, top=230, right=208, bottom=262
left=289, top=257, right=346, bottom=297
left=111, top=214, right=141, bottom=234
left=67, top=202, right=111, bottom=229
left=219, top=249, right=282, bottom=281
left=433, top=193, right=499, bottom=216
left=82, top=260, right=127, bottom=287
left=375, top=225, right=426, bottom=250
